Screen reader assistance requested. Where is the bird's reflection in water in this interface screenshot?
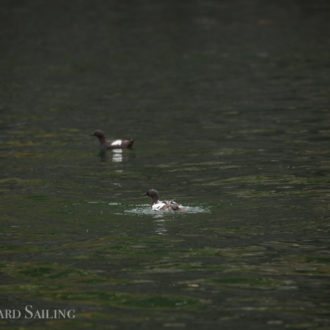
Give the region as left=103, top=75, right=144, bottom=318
left=153, top=214, right=168, bottom=236
left=112, top=149, right=123, bottom=162
left=99, top=149, right=107, bottom=162
left=98, top=149, right=124, bottom=163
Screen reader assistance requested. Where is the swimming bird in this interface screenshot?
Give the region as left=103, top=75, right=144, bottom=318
left=91, top=129, right=134, bottom=150
left=145, top=189, right=186, bottom=212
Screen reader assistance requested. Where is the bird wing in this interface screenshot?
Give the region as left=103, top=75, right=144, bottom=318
left=166, top=200, right=180, bottom=211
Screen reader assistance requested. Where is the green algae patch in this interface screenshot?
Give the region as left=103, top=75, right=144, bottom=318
left=2, top=262, right=103, bottom=283
left=50, top=291, right=205, bottom=310
left=19, top=266, right=55, bottom=278
left=4, top=140, right=41, bottom=147
left=305, top=257, right=330, bottom=263
left=212, top=148, right=261, bottom=156
left=0, top=177, right=42, bottom=185
left=203, top=174, right=330, bottom=187
left=28, top=194, right=50, bottom=201
left=0, top=244, right=42, bottom=254
left=210, top=277, right=276, bottom=288
left=19, top=266, right=94, bottom=280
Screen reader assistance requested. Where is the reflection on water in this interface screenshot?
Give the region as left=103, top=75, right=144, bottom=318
left=125, top=205, right=209, bottom=236
left=112, top=149, right=123, bottom=163
left=154, top=217, right=168, bottom=236
left=98, top=149, right=130, bottom=163
left=99, top=150, right=107, bottom=162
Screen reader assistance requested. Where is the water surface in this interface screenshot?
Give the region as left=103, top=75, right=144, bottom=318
left=1, top=0, right=330, bottom=329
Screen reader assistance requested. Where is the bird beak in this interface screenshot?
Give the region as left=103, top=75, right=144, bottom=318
left=90, top=133, right=95, bottom=136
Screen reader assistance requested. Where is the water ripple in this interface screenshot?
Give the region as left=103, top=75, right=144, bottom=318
left=124, top=204, right=209, bottom=216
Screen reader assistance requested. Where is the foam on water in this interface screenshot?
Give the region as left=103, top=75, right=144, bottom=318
left=87, top=201, right=121, bottom=205
left=124, top=204, right=209, bottom=216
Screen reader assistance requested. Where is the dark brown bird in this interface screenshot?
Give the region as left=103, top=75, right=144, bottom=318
left=91, top=130, right=134, bottom=150
left=145, top=189, right=186, bottom=212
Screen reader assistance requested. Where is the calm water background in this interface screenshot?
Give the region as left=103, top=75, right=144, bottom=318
left=1, top=0, right=330, bottom=329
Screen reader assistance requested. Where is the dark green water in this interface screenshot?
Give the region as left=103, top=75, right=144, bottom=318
left=1, top=0, right=330, bottom=329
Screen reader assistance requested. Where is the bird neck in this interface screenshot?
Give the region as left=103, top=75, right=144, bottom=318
left=98, top=136, right=106, bottom=144
left=152, top=196, right=159, bottom=204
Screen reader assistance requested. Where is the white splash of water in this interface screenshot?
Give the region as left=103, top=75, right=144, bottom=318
left=124, top=204, right=209, bottom=215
